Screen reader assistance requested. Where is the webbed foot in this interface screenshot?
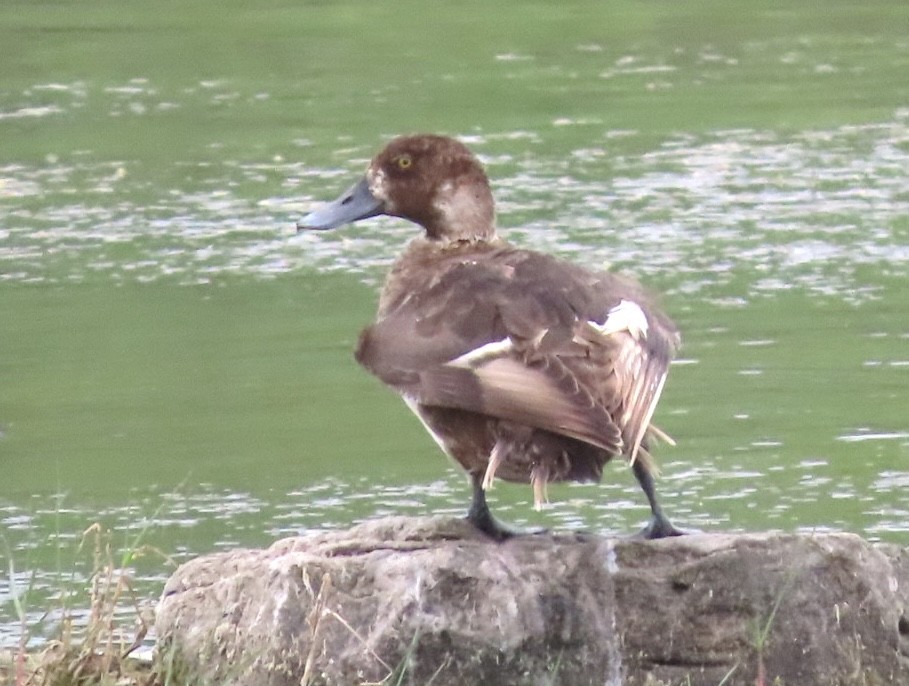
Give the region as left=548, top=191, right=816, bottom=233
left=633, top=513, right=686, bottom=540
left=466, top=508, right=546, bottom=541
left=467, top=471, right=547, bottom=541
left=631, top=460, right=686, bottom=540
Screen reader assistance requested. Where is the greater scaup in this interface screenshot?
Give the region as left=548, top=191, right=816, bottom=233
left=298, top=134, right=682, bottom=540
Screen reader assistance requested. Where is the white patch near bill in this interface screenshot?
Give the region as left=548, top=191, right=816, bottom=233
left=592, top=299, right=649, bottom=340
left=368, top=167, right=389, bottom=204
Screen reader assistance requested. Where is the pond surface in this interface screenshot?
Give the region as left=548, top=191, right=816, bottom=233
left=1, top=0, right=908, bottom=650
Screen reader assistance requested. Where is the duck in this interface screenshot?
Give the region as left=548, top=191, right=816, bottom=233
left=297, top=134, right=683, bottom=540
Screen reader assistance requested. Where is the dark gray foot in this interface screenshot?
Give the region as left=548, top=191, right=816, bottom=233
left=466, top=472, right=547, bottom=541
left=466, top=507, right=542, bottom=541
left=631, top=460, right=685, bottom=540
left=633, top=513, right=686, bottom=540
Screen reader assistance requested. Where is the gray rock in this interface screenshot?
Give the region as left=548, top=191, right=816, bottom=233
left=155, top=517, right=909, bottom=686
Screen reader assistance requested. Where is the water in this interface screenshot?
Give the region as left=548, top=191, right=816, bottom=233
left=2, top=0, right=908, bottom=650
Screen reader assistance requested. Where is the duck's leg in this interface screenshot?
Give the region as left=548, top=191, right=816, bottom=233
left=466, top=471, right=544, bottom=541
left=466, top=471, right=513, bottom=541
left=632, top=460, right=684, bottom=539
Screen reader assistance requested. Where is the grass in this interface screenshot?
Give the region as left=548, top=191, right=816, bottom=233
left=747, top=569, right=797, bottom=686
left=638, top=567, right=799, bottom=686
left=1, top=522, right=161, bottom=686
left=0, top=484, right=187, bottom=686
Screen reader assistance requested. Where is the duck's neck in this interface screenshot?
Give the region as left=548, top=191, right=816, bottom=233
left=425, top=181, right=497, bottom=242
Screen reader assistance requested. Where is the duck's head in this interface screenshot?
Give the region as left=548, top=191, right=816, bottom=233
left=297, top=134, right=496, bottom=242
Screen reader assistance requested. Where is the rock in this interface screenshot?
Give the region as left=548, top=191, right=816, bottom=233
left=155, top=517, right=909, bottom=686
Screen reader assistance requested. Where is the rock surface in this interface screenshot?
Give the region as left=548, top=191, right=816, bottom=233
left=155, top=517, right=909, bottom=686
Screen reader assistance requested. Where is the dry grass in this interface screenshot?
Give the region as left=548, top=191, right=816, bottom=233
left=1, top=523, right=169, bottom=686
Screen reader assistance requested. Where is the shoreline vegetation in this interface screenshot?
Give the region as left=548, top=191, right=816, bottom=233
left=5, top=518, right=908, bottom=685
left=1, top=524, right=163, bottom=686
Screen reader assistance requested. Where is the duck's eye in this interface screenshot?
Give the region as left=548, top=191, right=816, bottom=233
left=395, top=155, right=413, bottom=170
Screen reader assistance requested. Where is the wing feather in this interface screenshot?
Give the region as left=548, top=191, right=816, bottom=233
left=417, top=355, right=623, bottom=453
left=358, top=248, right=680, bottom=471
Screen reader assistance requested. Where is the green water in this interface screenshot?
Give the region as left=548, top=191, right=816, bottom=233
left=2, top=0, right=908, bottom=648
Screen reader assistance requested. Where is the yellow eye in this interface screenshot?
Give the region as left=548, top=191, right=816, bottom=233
left=396, top=155, right=412, bottom=170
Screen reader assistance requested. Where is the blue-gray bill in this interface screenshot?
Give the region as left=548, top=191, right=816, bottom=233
left=296, top=177, right=383, bottom=232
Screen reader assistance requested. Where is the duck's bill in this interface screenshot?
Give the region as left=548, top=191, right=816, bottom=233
left=296, top=177, right=384, bottom=232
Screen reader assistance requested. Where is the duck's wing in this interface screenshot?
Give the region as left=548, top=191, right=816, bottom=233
left=355, top=261, right=510, bottom=385
left=419, top=346, right=624, bottom=453
left=357, top=254, right=678, bottom=460
left=572, top=300, right=677, bottom=464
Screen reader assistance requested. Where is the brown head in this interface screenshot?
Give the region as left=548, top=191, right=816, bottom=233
left=297, top=135, right=497, bottom=242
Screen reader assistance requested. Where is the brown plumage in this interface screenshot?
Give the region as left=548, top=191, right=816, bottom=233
left=298, top=134, right=682, bottom=539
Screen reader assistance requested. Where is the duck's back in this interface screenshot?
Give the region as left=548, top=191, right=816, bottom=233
left=299, top=133, right=683, bottom=534
left=355, top=238, right=679, bottom=484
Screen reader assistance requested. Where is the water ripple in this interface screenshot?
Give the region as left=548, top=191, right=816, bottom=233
left=2, top=118, right=907, bottom=300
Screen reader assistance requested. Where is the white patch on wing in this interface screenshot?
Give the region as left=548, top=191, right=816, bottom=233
left=449, top=337, right=513, bottom=367
left=592, top=299, right=649, bottom=340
